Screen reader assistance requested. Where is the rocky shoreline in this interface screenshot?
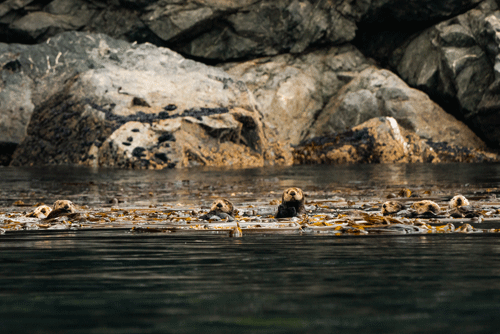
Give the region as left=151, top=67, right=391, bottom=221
left=2, top=0, right=500, bottom=168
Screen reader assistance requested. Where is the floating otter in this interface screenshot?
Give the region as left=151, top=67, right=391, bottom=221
left=46, top=200, right=77, bottom=219
left=411, top=200, right=440, bottom=216
left=448, top=195, right=481, bottom=218
left=26, top=205, right=52, bottom=218
left=398, top=188, right=412, bottom=198
left=449, top=195, right=470, bottom=209
left=381, top=201, right=405, bottom=215
left=200, top=198, right=236, bottom=221
left=275, top=187, right=305, bottom=218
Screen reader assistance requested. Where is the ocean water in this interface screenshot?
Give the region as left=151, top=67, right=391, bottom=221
left=1, top=163, right=500, bottom=333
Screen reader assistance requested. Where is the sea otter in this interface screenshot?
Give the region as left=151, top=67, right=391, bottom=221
left=26, top=205, right=52, bottom=218
left=381, top=201, right=405, bottom=215
left=200, top=198, right=236, bottom=221
left=275, top=187, right=305, bottom=218
left=449, top=195, right=470, bottom=209
left=411, top=200, right=440, bottom=216
left=46, top=200, right=77, bottom=219
left=448, top=195, right=481, bottom=218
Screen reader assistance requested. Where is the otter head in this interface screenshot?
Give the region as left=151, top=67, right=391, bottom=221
left=282, top=187, right=304, bottom=204
left=411, top=200, right=440, bottom=215
left=381, top=201, right=404, bottom=215
left=52, top=200, right=76, bottom=213
left=449, top=195, right=469, bottom=209
left=210, top=198, right=235, bottom=215
left=37, top=205, right=52, bottom=216
left=27, top=205, right=53, bottom=218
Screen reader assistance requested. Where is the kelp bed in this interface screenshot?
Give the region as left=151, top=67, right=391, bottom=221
left=2, top=186, right=500, bottom=236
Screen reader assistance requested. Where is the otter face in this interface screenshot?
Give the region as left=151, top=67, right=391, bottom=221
left=282, top=187, right=304, bottom=204
left=381, top=201, right=404, bottom=215
left=210, top=198, right=235, bottom=215
left=27, top=205, right=53, bottom=218
left=449, top=195, right=469, bottom=209
left=38, top=205, right=52, bottom=216
left=411, top=200, right=440, bottom=215
left=52, top=200, right=76, bottom=213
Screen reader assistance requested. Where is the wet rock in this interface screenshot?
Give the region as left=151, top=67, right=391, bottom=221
left=307, top=66, right=487, bottom=150
left=224, top=45, right=486, bottom=152
left=0, top=0, right=358, bottom=60
left=293, top=116, right=500, bottom=164
left=389, top=0, right=500, bottom=147
left=7, top=32, right=292, bottom=169
left=222, top=45, right=372, bottom=145
left=0, top=0, right=482, bottom=61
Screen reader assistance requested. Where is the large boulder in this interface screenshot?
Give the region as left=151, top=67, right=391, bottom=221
left=389, top=0, right=500, bottom=147
left=294, top=117, right=499, bottom=164
left=223, top=46, right=486, bottom=151
left=6, top=32, right=292, bottom=168
left=309, top=67, right=486, bottom=149
left=222, top=45, right=372, bottom=145
left=0, top=0, right=483, bottom=60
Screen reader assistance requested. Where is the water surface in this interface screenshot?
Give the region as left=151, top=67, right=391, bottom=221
left=1, top=163, right=500, bottom=333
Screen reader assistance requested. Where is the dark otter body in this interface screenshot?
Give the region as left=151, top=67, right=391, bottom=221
left=408, top=200, right=441, bottom=218
left=46, top=200, right=77, bottom=219
left=275, top=187, right=305, bottom=218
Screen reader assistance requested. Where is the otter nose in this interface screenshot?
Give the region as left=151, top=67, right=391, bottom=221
left=64, top=205, right=69, bottom=210
left=290, top=191, right=296, bottom=196
left=217, top=203, right=223, bottom=208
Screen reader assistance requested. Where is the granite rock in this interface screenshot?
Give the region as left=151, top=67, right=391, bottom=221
left=0, top=0, right=482, bottom=60
left=389, top=0, right=500, bottom=147
left=224, top=46, right=486, bottom=152
left=294, top=117, right=499, bottom=164
left=7, top=32, right=292, bottom=168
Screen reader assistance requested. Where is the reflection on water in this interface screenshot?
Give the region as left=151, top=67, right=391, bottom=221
left=1, top=163, right=500, bottom=207
left=1, top=163, right=500, bottom=333
left=1, top=231, right=500, bottom=333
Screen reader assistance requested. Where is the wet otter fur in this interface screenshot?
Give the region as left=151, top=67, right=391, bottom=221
left=275, top=187, right=305, bottom=218
left=381, top=201, right=405, bottom=215
left=449, top=195, right=470, bottom=209
left=411, top=200, right=440, bottom=216
left=448, top=195, right=481, bottom=218
left=46, top=200, right=77, bottom=219
left=26, top=205, right=52, bottom=218
left=200, top=198, right=236, bottom=221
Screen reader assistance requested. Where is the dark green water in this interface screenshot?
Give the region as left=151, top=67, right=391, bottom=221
left=2, top=231, right=500, bottom=334
left=1, top=163, right=500, bottom=333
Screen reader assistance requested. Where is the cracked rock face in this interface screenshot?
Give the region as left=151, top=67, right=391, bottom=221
left=389, top=0, right=500, bottom=147
left=7, top=32, right=292, bottom=169
left=294, top=116, right=499, bottom=164
left=224, top=46, right=486, bottom=151
left=1, top=0, right=481, bottom=60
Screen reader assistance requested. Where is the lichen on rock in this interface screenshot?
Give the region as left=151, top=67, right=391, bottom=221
left=294, top=117, right=499, bottom=164
left=8, top=32, right=292, bottom=169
